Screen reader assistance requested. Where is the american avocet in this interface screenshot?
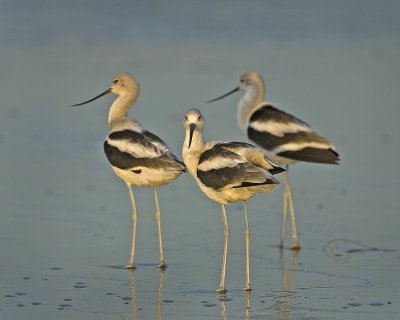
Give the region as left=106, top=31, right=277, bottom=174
left=207, top=71, right=340, bottom=250
left=182, top=108, right=284, bottom=293
left=73, top=73, right=185, bottom=269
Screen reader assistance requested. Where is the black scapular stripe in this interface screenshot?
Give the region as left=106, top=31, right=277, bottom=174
left=278, top=148, right=339, bottom=164
left=104, top=141, right=146, bottom=169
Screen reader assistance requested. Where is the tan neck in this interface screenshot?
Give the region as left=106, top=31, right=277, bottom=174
left=108, top=94, right=137, bottom=128
left=237, top=84, right=265, bottom=133
left=182, top=129, right=204, bottom=176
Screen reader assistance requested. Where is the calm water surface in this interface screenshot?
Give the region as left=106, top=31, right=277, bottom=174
left=1, top=1, right=399, bottom=319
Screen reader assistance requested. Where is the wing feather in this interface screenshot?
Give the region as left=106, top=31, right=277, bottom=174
left=197, top=146, right=277, bottom=190
left=104, top=129, right=185, bottom=171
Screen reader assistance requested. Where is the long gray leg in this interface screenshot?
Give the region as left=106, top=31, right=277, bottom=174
left=217, top=204, right=229, bottom=294
left=242, top=201, right=251, bottom=291
left=282, top=169, right=300, bottom=250
left=279, top=180, right=288, bottom=248
left=127, top=184, right=138, bottom=268
left=153, top=187, right=166, bottom=269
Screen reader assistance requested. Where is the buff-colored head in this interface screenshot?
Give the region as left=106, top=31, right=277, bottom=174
left=72, top=72, right=140, bottom=107
left=183, top=108, right=205, bottom=148
left=239, top=71, right=265, bottom=92
left=206, top=71, right=265, bottom=104
left=110, top=73, right=140, bottom=96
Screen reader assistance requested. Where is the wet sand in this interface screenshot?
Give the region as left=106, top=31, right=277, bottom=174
left=1, top=228, right=398, bottom=319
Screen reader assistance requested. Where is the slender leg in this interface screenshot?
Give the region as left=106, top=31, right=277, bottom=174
left=242, top=201, right=251, bottom=291
left=127, top=184, right=138, bottom=269
left=217, top=204, right=229, bottom=294
left=283, top=169, right=300, bottom=250
left=153, top=187, right=166, bottom=269
left=279, top=182, right=288, bottom=248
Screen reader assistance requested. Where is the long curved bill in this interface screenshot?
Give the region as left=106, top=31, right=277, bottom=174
left=206, top=86, right=240, bottom=103
left=188, top=123, right=196, bottom=148
left=72, top=88, right=112, bottom=107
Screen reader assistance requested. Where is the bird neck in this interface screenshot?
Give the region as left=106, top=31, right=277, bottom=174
left=182, top=129, right=204, bottom=176
left=237, top=84, right=265, bottom=133
left=185, top=128, right=205, bottom=151
left=108, top=94, right=137, bottom=128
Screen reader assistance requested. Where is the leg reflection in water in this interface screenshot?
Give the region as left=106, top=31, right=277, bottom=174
left=128, top=270, right=137, bottom=320
left=156, top=269, right=164, bottom=320
left=219, top=292, right=251, bottom=320
left=274, top=249, right=299, bottom=320
left=126, top=269, right=165, bottom=320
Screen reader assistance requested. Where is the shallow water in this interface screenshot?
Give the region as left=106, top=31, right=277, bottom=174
left=1, top=1, right=399, bottom=319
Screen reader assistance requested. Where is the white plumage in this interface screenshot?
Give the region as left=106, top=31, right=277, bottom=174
left=249, top=118, right=312, bottom=137
left=106, top=135, right=161, bottom=159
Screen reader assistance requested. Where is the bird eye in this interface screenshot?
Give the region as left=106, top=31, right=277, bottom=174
left=240, top=79, right=244, bottom=83
left=184, top=115, right=188, bottom=120
left=197, top=115, right=202, bottom=120
left=113, top=79, right=119, bottom=84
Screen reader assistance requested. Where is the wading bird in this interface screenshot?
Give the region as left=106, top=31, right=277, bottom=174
left=73, top=73, right=185, bottom=269
left=182, top=108, right=284, bottom=293
left=207, top=71, right=339, bottom=250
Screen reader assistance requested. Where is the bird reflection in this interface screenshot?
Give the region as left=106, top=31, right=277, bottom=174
left=244, top=292, right=251, bottom=320
left=128, top=270, right=137, bottom=319
left=156, top=270, right=164, bottom=320
left=219, top=292, right=251, bottom=320
left=274, top=248, right=299, bottom=320
left=125, top=269, right=165, bottom=320
left=220, top=296, right=227, bottom=320
left=280, top=248, right=298, bottom=290
left=123, top=250, right=298, bottom=320
left=218, top=249, right=299, bottom=320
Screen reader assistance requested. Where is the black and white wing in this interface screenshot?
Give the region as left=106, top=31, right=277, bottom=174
left=142, top=130, right=186, bottom=169
left=196, top=145, right=277, bottom=191
left=104, top=129, right=185, bottom=173
left=214, top=142, right=285, bottom=175
left=247, top=104, right=340, bottom=164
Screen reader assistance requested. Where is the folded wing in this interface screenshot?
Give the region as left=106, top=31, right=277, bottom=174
left=104, top=129, right=185, bottom=172
left=197, top=145, right=277, bottom=191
